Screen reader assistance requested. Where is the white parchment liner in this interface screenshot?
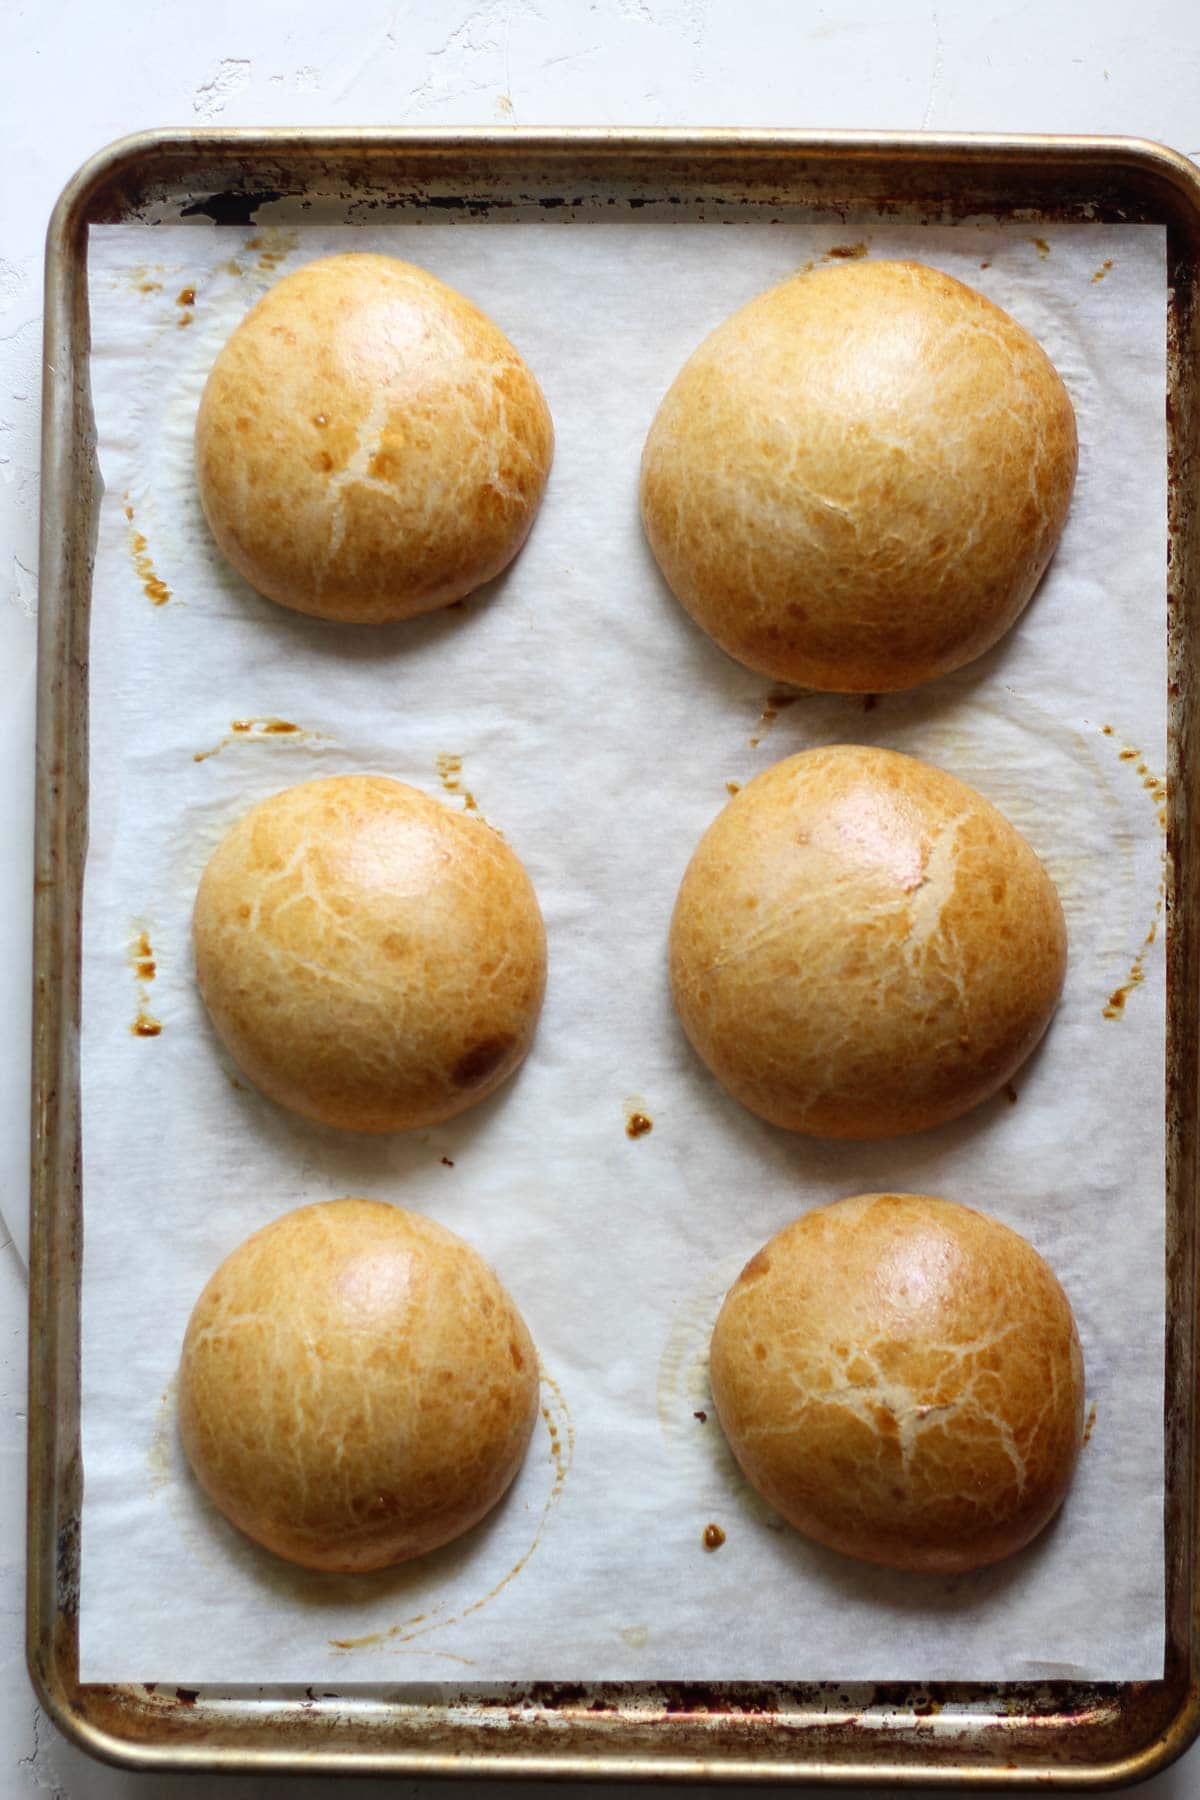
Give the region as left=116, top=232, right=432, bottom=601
left=79, top=214, right=1166, bottom=1682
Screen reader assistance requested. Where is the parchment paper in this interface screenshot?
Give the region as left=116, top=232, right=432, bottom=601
left=79, top=212, right=1166, bottom=1683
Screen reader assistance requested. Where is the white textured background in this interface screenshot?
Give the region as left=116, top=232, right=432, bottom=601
left=4, top=0, right=1200, bottom=1792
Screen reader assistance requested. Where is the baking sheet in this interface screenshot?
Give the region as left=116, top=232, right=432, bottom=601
left=79, top=213, right=1166, bottom=1684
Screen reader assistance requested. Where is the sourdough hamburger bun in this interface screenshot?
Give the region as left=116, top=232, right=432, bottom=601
left=193, top=774, right=546, bottom=1132
left=640, top=259, right=1077, bottom=691
left=709, top=1194, right=1085, bottom=1572
left=179, top=1199, right=540, bottom=1571
left=669, top=745, right=1066, bottom=1137
left=195, top=253, right=553, bottom=622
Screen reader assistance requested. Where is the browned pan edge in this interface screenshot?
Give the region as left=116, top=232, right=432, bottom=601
left=27, top=128, right=1200, bottom=1786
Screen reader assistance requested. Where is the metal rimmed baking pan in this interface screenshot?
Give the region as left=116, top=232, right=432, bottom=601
left=29, top=126, right=1200, bottom=1785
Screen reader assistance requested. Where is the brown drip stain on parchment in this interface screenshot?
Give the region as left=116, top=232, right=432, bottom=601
left=127, top=264, right=164, bottom=295
left=1104, top=881, right=1164, bottom=1019
left=246, top=228, right=299, bottom=274
left=123, top=494, right=172, bottom=606
left=749, top=689, right=803, bottom=748
left=702, top=1522, right=726, bottom=1551
left=1099, top=724, right=1168, bottom=1019
left=625, top=1110, right=653, bottom=1139
left=1031, top=236, right=1051, bottom=258
left=176, top=286, right=195, bottom=328
left=436, top=752, right=479, bottom=811
left=328, top=1368, right=573, bottom=1657
left=1083, top=1402, right=1098, bottom=1447
left=193, top=718, right=325, bottom=763
left=1092, top=260, right=1114, bottom=283
left=824, top=243, right=867, bottom=260
left=128, top=924, right=162, bottom=1038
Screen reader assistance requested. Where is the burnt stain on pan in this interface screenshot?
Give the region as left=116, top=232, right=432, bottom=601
left=179, top=188, right=288, bottom=227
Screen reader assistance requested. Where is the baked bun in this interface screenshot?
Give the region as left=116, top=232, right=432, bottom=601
left=195, top=253, right=553, bottom=622
left=710, top=1194, right=1085, bottom=1572
left=640, top=259, right=1076, bottom=692
left=669, top=745, right=1065, bottom=1137
left=179, top=1199, right=540, bottom=1571
left=193, top=774, right=546, bottom=1132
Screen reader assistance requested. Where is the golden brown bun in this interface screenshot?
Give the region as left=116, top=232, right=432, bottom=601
left=179, top=1199, right=540, bottom=1571
left=710, top=1194, right=1085, bottom=1573
left=640, top=259, right=1077, bottom=692
left=193, top=774, right=546, bottom=1132
left=669, top=746, right=1066, bottom=1137
left=195, top=253, right=554, bottom=623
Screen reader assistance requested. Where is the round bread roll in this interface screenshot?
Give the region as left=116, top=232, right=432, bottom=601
left=710, top=1194, right=1085, bottom=1572
left=193, top=774, right=546, bottom=1132
left=669, top=745, right=1066, bottom=1137
left=179, top=1198, right=541, bottom=1571
left=640, top=259, right=1077, bottom=692
left=195, top=253, right=554, bottom=623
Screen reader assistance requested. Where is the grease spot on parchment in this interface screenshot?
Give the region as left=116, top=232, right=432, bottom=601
left=748, top=689, right=804, bottom=748
left=123, top=494, right=172, bottom=606
left=147, top=1376, right=178, bottom=1495
left=656, top=1263, right=781, bottom=1531
left=246, top=227, right=299, bottom=275
left=329, top=1367, right=573, bottom=1657
left=436, top=752, right=479, bottom=811
left=128, top=923, right=162, bottom=1038
left=193, top=718, right=327, bottom=762
left=1099, top=724, right=1167, bottom=1020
